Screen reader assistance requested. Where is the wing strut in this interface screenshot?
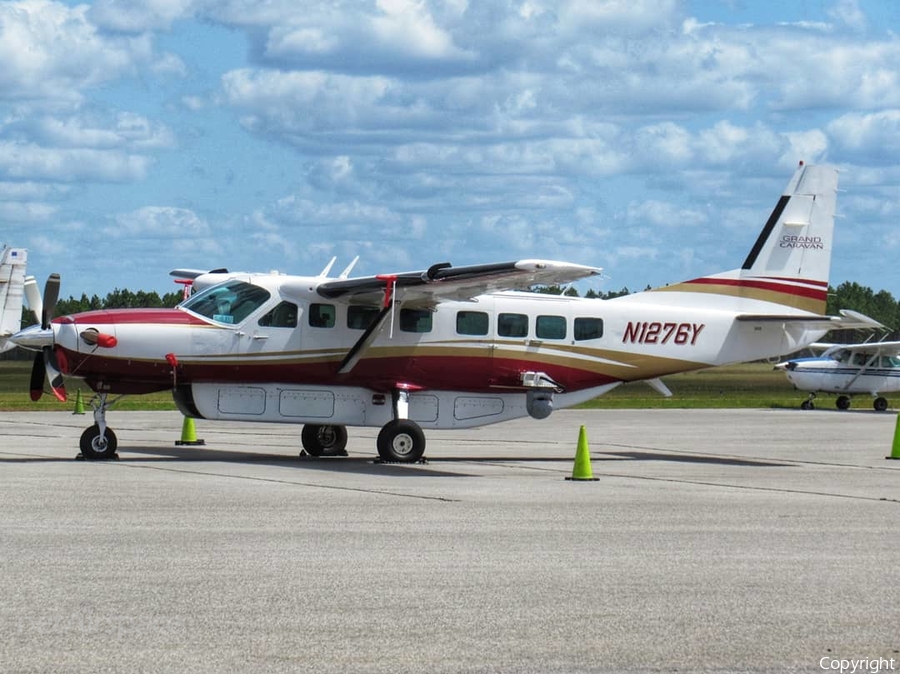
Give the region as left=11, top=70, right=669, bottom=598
left=338, top=304, right=392, bottom=375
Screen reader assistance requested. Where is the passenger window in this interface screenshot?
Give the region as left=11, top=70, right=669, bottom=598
left=536, top=315, right=566, bottom=340
left=574, top=317, right=603, bottom=341
left=347, top=305, right=381, bottom=330
left=258, top=301, right=298, bottom=328
left=498, top=313, right=528, bottom=338
left=457, top=311, right=489, bottom=336
left=400, top=308, right=433, bottom=333
left=308, top=303, right=336, bottom=328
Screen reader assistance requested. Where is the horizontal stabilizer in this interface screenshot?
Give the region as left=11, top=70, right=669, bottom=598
left=736, top=309, right=884, bottom=331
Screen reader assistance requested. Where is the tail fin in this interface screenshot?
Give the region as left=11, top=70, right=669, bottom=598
left=0, top=245, right=28, bottom=352
left=653, top=162, right=837, bottom=314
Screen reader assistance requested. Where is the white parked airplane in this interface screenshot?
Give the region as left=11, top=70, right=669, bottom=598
left=11, top=162, right=880, bottom=462
left=0, top=245, right=28, bottom=353
left=775, top=339, right=900, bottom=411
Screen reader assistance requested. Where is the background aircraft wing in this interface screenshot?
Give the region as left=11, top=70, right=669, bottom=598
left=831, top=340, right=900, bottom=356
left=314, top=259, right=602, bottom=306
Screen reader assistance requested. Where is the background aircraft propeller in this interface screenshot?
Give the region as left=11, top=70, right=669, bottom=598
left=23, top=273, right=66, bottom=402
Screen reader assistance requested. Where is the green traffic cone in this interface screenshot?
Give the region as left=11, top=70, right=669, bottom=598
left=566, top=425, right=599, bottom=481
left=887, top=414, right=900, bottom=460
left=72, top=390, right=85, bottom=415
left=175, top=416, right=205, bottom=446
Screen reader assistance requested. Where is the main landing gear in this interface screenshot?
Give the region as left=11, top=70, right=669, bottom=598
left=299, top=389, right=427, bottom=463
left=300, top=424, right=349, bottom=457
left=77, top=393, right=122, bottom=460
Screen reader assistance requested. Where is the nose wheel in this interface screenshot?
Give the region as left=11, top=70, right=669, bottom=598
left=76, top=393, right=122, bottom=460
left=79, top=424, right=118, bottom=460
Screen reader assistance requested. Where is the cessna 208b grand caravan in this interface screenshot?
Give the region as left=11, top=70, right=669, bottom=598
left=10, top=163, right=879, bottom=462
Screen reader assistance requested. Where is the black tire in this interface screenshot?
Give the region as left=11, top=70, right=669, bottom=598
left=874, top=397, right=889, bottom=412
left=800, top=400, right=814, bottom=411
left=301, top=424, right=348, bottom=457
left=80, top=425, right=118, bottom=459
left=376, top=420, right=426, bottom=463
left=836, top=396, right=851, bottom=410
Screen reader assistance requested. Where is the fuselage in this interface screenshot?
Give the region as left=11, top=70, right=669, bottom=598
left=50, top=273, right=827, bottom=403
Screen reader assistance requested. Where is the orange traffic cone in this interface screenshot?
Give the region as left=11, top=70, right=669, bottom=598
left=566, top=425, right=598, bottom=481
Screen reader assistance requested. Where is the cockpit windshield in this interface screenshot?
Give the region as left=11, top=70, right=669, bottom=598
left=181, top=280, right=271, bottom=325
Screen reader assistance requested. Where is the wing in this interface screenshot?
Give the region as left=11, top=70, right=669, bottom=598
left=314, top=259, right=602, bottom=306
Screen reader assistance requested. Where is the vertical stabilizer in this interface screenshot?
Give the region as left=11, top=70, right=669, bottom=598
left=652, top=163, right=838, bottom=314
left=0, top=246, right=28, bottom=352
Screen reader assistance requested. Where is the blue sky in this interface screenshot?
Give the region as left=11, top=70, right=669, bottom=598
left=2, top=0, right=900, bottom=299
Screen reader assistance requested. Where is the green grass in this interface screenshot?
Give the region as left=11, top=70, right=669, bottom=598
left=0, top=361, right=177, bottom=411
left=0, top=360, right=894, bottom=412
left=578, top=362, right=809, bottom=409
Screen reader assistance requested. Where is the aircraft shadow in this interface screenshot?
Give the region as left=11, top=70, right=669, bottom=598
left=97, top=445, right=476, bottom=477
left=0, top=447, right=785, bottom=471
left=597, top=450, right=787, bottom=467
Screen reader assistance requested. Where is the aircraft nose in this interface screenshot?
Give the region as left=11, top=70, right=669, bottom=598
left=10, top=324, right=55, bottom=350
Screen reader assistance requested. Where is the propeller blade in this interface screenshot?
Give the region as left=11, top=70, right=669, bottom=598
left=24, top=275, right=42, bottom=324
left=29, top=352, right=45, bottom=401
left=44, top=346, right=66, bottom=402
left=41, top=273, right=60, bottom=330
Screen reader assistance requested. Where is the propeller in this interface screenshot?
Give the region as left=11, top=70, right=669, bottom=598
left=23, top=273, right=66, bottom=402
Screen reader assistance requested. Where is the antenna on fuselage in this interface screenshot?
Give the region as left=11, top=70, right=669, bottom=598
left=318, top=257, right=337, bottom=278
left=339, top=256, right=359, bottom=279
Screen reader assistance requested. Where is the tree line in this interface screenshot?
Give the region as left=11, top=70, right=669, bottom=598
left=4, top=280, right=896, bottom=361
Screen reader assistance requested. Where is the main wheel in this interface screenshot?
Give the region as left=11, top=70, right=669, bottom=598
left=836, top=395, right=851, bottom=410
left=376, top=420, right=426, bottom=463
left=874, top=397, right=889, bottom=412
left=301, top=424, right=348, bottom=457
left=79, top=425, right=118, bottom=460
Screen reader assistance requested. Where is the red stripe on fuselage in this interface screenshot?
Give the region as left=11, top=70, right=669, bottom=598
left=53, top=308, right=208, bottom=326
left=685, top=277, right=827, bottom=301
left=56, top=349, right=621, bottom=396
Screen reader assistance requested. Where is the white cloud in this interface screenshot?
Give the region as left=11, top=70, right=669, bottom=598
left=88, top=0, right=196, bottom=32
left=108, top=206, right=210, bottom=238
left=827, top=0, right=867, bottom=32
left=0, top=0, right=152, bottom=105
left=828, top=110, right=900, bottom=157
left=33, top=113, right=176, bottom=151
left=0, top=141, right=150, bottom=182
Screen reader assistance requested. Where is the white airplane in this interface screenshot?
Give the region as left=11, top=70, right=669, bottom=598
left=0, top=245, right=28, bottom=353
left=775, top=339, right=900, bottom=411
left=10, top=162, right=880, bottom=462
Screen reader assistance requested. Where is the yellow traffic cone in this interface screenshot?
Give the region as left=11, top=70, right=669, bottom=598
left=566, top=425, right=599, bottom=481
left=72, top=389, right=85, bottom=415
left=887, top=414, right=900, bottom=460
left=175, top=416, right=205, bottom=446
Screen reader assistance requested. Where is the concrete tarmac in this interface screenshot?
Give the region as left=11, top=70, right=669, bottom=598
left=0, top=408, right=898, bottom=673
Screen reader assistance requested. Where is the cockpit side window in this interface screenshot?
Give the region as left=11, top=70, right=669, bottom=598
left=181, top=280, right=271, bottom=325
left=258, top=301, right=298, bottom=328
